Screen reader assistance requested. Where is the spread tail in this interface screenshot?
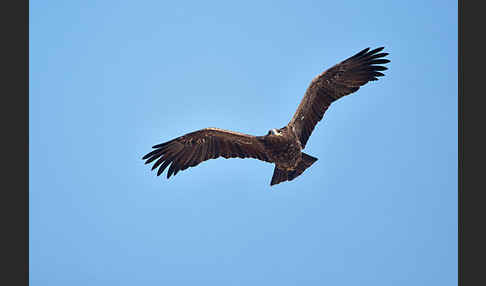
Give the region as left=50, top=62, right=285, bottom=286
left=270, top=153, right=318, bottom=186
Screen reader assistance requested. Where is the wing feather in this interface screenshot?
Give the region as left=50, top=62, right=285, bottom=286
left=288, top=47, right=390, bottom=148
left=142, top=128, right=272, bottom=179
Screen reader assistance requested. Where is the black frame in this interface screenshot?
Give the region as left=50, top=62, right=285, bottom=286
left=3, top=0, right=29, bottom=285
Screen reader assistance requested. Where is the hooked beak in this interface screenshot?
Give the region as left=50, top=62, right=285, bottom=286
left=271, top=129, right=282, bottom=136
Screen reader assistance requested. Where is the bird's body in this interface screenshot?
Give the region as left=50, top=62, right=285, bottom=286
left=260, top=127, right=302, bottom=170
left=143, top=47, right=390, bottom=186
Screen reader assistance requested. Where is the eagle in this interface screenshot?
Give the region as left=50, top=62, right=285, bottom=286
left=142, top=47, right=390, bottom=186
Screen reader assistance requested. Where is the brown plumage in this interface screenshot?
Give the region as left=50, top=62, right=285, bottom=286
left=142, top=47, right=390, bottom=186
left=143, top=128, right=271, bottom=178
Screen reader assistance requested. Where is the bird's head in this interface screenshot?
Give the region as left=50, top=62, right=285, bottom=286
left=267, top=128, right=282, bottom=136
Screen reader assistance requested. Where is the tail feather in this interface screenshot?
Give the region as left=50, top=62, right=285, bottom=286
left=270, top=153, right=318, bottom=186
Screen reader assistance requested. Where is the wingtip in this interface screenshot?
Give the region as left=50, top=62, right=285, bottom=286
left=374, top=66, right=388, bottom=71
left=157, top=166, right=164, bottom=176
left=166, top=173, right=172, bottom=179
left=354, top=47, right=370, bottom=58
left=367, top=47, right=385, bottom=55
left=152, top=142, right=167, bottom=149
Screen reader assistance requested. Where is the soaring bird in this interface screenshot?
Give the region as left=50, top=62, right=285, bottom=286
left=142, top=47, right=390, bottom=186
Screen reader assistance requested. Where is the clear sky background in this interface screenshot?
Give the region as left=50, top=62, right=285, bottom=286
left=30, top=1, right=457, bottom=285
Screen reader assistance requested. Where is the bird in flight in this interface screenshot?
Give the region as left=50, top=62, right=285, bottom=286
left=142, top=47, right=390, bottom=186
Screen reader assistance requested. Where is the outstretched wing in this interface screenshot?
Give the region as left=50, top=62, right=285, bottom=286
left=142, top=128, right=272, bottom=178
left=288, top=47, right=390, bottom=148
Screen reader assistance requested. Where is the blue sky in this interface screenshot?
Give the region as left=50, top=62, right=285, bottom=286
left=30, top=1, right=457, bottom=285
